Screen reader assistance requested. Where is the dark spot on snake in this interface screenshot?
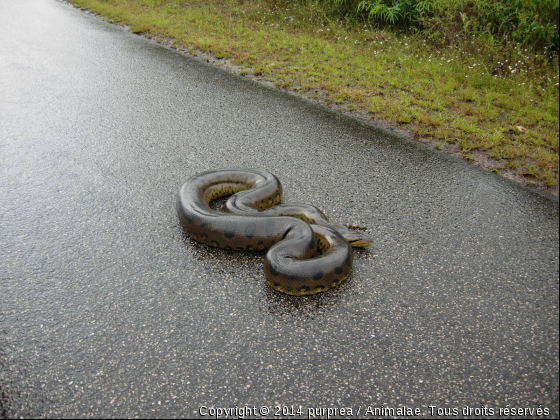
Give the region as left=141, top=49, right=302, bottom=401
left=269, top=265, right=280, bottom=276
left=299, top=286, right=311, bottom=293
left=211, top=240, right=220, bottom=247
left=224, top=231, right=235, bottom=239
left=200, top=233, right=208, bottom=240
left=335, top=265, right=343, bottom=275
left=244, top=226, right=255, bottom=239
left=182, top=212, right=194, bottom=223
left=246, top=245, right=253, bottom=251
left=313, top=271, right=323, bottom=280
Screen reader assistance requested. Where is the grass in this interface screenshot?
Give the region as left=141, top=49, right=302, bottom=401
left=66, top=0, right=559, bottom=193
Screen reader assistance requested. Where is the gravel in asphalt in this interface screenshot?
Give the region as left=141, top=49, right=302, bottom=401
left=0, top=0, right=558, bottom=418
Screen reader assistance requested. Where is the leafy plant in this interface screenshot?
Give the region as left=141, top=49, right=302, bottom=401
left=512, top=0, right=559, bottom=51
left=331, top=0, right=559, bottom=53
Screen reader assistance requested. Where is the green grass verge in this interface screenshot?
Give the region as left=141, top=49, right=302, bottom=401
left=67, top=0, right=559, bottom=192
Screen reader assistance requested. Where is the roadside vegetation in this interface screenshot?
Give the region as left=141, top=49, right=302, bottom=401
left=67, top=0, right=559, bottom=193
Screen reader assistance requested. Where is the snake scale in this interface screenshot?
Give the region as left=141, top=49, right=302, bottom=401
left=176, top=169, right=372, bottom=295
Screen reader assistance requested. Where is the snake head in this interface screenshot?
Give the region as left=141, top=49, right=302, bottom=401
left=344, top=231, right=373, bottom=247
left=330, top=224, right=373, bottom=247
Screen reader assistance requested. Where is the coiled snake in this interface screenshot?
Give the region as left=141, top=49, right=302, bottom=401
left=176, top=169, right=372, bottom=295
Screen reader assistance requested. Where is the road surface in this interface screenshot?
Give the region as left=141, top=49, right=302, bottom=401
left=0, top=0, right=558, bottom=417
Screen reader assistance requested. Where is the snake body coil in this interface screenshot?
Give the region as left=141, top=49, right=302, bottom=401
left=177, top=169, right=372, bottom=295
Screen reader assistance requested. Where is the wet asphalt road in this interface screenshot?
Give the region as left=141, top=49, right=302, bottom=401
left=0, top=0, right=559, bottom=418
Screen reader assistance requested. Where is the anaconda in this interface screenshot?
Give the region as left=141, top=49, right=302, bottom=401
left=176, top=169, right=372, bottom=296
